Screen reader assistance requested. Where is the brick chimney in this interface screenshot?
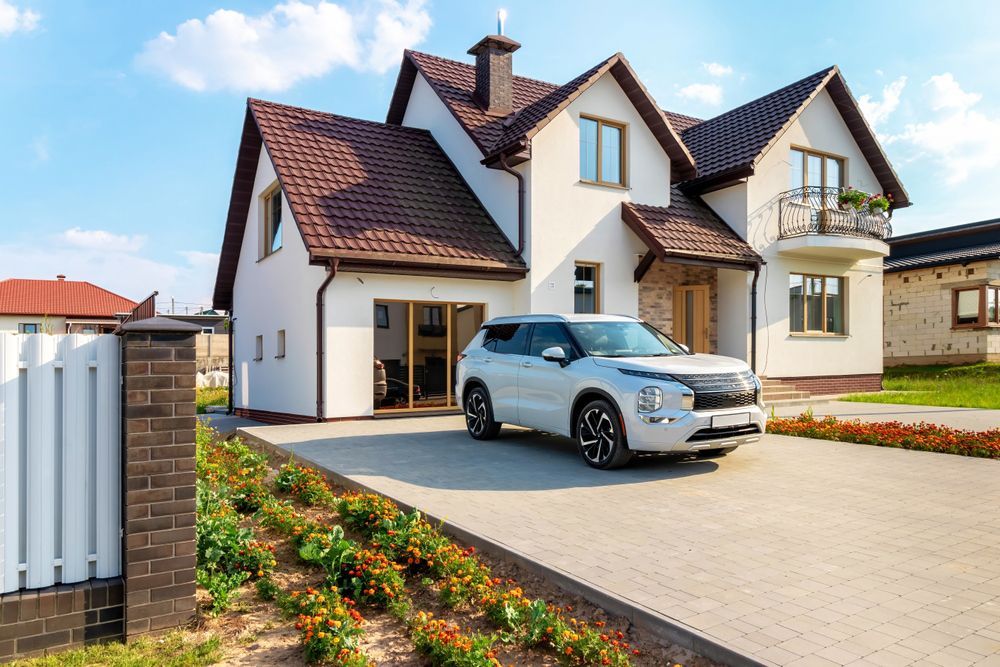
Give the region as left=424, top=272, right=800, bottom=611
left=467, top=34, right=520, bottom=116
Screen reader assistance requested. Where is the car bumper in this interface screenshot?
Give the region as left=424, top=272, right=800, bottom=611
left=623, top=405, right=767, bottom=453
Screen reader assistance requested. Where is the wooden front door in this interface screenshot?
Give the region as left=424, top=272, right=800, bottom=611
left=673, top=285, right=710, bottom=353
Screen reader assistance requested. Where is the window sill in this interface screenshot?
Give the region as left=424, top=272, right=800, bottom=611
left=577, top=179, right=628, bottom=191
left=951, top=324, right=999, bottom=331
left=253, top=357, right=263, bottom=362
left=256, top=246, right=284, bottom=263
left=274, top=354, right=285, bottom=359
left=788, top=333, right=849, bottom=339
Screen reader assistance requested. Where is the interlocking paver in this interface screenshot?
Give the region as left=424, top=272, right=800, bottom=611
left=245, top=415, right=1000, bottom=666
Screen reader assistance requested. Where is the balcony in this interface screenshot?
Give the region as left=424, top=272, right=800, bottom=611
left=776, top=187, right=892, bottom=260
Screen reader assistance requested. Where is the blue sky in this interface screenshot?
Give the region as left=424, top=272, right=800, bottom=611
left=2, top=0, right=999, bottom=308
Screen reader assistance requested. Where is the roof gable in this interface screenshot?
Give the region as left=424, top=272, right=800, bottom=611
left=387, top=50, right=696, bottom=181
left=213, top=99, right=526, bottom=310
left=0, top=279, right=137, bottom=318
left=675, top=66, right=909, bottom=207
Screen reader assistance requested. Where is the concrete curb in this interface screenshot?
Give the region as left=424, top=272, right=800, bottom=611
left=237, top=427, right=770, bottom=667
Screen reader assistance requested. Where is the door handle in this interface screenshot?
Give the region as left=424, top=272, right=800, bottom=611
left=483, top=357, right=493, bottom=363
left=521, top=361, right=533, bottom=368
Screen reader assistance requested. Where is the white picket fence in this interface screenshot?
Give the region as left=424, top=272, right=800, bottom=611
left=0, top=333, right=121, bottom=593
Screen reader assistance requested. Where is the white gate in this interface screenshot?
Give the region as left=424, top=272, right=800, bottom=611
left=0, top=333, right=121, bottom=593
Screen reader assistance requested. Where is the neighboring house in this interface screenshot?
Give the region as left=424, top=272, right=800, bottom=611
left=884, top=218, right=1000, bottom=365
left=214, top=30, right=909, bottom=423
left=163, top=310, right=229, bottom=335
left=0, top=275, right=136, bottom=334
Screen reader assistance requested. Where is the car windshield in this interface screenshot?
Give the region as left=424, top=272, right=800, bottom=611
left=568, top=321, right=687, bottom=358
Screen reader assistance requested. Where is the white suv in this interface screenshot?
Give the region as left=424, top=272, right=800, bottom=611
left=455, top=314, right=766, bottom=469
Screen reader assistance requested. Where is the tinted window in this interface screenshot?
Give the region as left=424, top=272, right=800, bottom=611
left=483, top=323, right=530, bottom=355
left=529, top=323, right=575, bottom=358
left=568, top=321, right=686, bottom=357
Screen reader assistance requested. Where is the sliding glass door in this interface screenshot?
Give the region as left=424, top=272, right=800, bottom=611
left=373, top=301, right=485, bottom=412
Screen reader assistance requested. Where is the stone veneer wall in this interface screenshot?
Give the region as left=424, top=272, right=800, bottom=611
left=638, top=263, right=718, bottom=353
left=884, top=259, right=1000, bottom=366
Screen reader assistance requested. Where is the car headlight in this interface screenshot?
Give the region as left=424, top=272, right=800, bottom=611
left=637, top=386, right=662, bottom=413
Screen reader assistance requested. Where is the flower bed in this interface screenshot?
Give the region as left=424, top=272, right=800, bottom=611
left=767, top=413, right=1000, bottom=459
left=194, top=424, right=680, bottom=665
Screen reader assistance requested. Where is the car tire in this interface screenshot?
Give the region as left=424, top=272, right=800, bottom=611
left=697, top=446, right=737, bottom=459
left=464, top=386, right=501, bottom=440
left=576, top=399, right=632, bottom=469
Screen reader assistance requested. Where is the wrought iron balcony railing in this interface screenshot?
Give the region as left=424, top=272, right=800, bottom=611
left=778, top=187, right=892, bottom=241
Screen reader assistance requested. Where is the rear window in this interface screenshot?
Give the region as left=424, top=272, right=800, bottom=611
left=482, top=323, right=530, bottom=355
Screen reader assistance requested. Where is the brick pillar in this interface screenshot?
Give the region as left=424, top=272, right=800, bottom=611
left=117, top=317, right=201, bottom=637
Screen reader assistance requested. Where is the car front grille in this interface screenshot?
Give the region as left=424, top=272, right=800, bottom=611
left=670, top=370, right=758, bottom=412
left=687, top=423, right=761, bottom=443
left=693, top=389, right=757, bottom=411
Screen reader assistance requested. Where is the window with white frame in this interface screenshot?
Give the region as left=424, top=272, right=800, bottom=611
left=276, top=329, right=286, bottom=358
left=254, top=335, right=263, bottom=361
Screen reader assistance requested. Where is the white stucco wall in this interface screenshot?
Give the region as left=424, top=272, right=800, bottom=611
left=705, top=88, right=888, bottom=378
left=527, top=72, right=670, bottom=315
left=0, top=315, right=68, bottom=333
left=231, top=146, right=329, bottom=417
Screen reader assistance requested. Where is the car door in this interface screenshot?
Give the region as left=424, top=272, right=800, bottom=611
left=516, top=322, right=577, bottom=435
left=480, top=323, right=531, bottom=424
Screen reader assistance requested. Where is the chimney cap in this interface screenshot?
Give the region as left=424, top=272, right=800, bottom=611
left=56, top=274, right=66, bottom=281
left=467, top=34, right=520, bottom=56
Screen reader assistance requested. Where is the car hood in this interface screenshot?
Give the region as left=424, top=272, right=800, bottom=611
left=591, top=353, right=751, bottom=375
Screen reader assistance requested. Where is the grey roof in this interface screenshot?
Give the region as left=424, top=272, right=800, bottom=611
left=883, top=242, right=1000, bottom=272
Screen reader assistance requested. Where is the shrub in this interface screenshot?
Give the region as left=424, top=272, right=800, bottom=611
left=275, top=460, right=336, bottom=506
left=337, top=492, right=402, bottom=534
left=342, top=549, right=406, bottom=607
left=768, top=413, right=1000, bottom=459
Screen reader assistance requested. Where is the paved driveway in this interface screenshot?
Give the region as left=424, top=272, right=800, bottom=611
left=242, top=416, right=1000, bottom=666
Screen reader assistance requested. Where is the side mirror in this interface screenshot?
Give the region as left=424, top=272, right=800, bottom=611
left=679, top=344, right=690, bottom=354
left=541, top=346, right=570, bottom=367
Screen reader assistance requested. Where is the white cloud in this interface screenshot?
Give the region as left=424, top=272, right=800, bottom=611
left=136, top=0, right=431, bottom=92
left=59, top=227, right=147, bottom=253
left=0, top=0, right=39, bottom=37
left=0, top=234, right=219, bottom=308
left=887, top=74, right=1000, bottom=185
left=703, top=62, right=732, bottom=77
left=678, top=82, right=723, bottom=106
left=858, top=75, right=907, bottom=127
left=925, top=72, right=981, bottom=111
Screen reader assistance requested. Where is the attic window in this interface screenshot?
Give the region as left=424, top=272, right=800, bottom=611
left=261, top=184, right=283, bottom=258
left=580, top=116, right=626, bottom=187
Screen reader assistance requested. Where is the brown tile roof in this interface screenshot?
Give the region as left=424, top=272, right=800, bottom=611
left=681, top=67, right=835, bottom=182
left=674, top=67, right=909, bottom=207
left=662, top=110, right=703, bottom=134
left=622, top=189, right=761, bottom=266
left=213, top=99, right=526, bottom=309
left=0, top=278, right=137, bottom=318
left=388, top=51, right=697, bottom=180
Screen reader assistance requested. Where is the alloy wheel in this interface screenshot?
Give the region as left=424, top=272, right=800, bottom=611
left=466, top=391, right=488, bottom=437
left=579, top=407, right=616, bottom=464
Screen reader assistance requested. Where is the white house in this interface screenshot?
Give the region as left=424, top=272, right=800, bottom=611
left=213, top=31, right=909, bottom=423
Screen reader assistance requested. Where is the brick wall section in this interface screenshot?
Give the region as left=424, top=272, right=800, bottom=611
left=770, top=373, right=883, bottom=394
left=0, top=578, right=123, bottom=661
left=118, top=317, right=201, bottom=638
left=638, top=263, right=718, bottom=352
left=884, top=259, right=1000, bottom=365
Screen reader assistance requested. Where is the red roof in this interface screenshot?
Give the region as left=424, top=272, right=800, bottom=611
left=0, top=279, right=137, bottom=319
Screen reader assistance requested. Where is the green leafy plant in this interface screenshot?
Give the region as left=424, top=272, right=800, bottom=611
left=837, top=187, right=868, bottom=210
left=275, top=459, right=336, bottom=506
left=288, top=587, right=372, bottom=666
left=410, top=611, right=501, bottom=666
left=866, top=192, right=892, bottom=214
left=197, top=568, right=250, bottom=614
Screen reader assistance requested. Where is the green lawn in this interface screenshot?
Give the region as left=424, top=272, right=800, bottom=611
left=842, top=362, right=1000, bottom=410
left=196, top=387, right=228, bottom=414
left=10, top=632, right=221, bottom=666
